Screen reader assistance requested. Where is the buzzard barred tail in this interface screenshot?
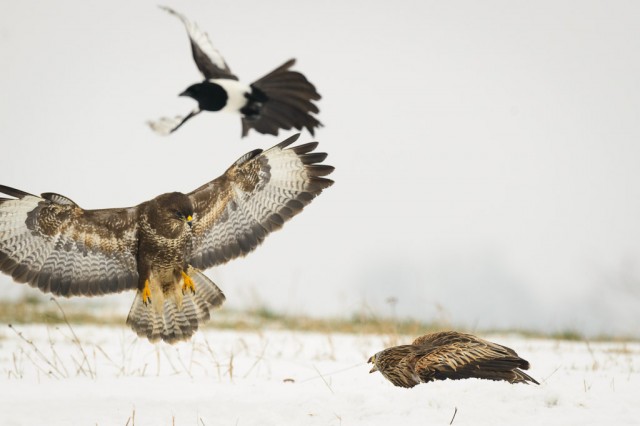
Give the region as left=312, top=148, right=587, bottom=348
left=126, top=268, right=225, bottom=344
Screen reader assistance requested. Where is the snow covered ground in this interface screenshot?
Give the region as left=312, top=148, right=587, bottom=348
left=0, top=324, right=638, bottom=425
left=3, top=0, right=640, bottom=337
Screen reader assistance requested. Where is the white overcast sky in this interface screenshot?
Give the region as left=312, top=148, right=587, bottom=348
left=1, top=0, right=639, bottom=336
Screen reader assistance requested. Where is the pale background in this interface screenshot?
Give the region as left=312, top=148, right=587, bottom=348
left=1, top=0, right=639, bottom=337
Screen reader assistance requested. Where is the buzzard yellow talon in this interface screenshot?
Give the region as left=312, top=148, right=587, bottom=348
left=142, top=280, right=152, bottom=306
left=181, top=271, right=196, bottom=294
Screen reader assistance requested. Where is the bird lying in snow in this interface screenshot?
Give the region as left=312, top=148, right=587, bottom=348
left=368, top=331, right=538, bottom=387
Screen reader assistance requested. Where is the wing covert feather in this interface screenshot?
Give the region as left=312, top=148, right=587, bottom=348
left=187, top=134, right=333, bottom=269
left=0, top=186, right=139, bottom=297
left=412, top=332, right=533, bottom=383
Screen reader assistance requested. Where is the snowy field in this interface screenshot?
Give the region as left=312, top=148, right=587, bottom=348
left=0, top=324, right=638, bottom=426
left=1, top=3, right=639, bottom=424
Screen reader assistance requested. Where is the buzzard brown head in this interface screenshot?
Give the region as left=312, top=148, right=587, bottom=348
left=145, top=192, right=194, bottom=238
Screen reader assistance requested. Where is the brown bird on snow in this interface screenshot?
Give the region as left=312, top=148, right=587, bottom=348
left=148, top=6, right=322, bottom=138
left=368, top=331, right=538, bottom=388
left=0, top=134, right=332, bottom=344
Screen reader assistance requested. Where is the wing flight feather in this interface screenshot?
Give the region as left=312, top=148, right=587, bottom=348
left=160, top=6, right=237, bottom=80
left=0, top=185, right=139, bottom=297
left=187, top=134, right=333, bottom=269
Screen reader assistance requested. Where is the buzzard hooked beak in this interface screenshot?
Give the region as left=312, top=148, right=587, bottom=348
left=368, top=355, right=378, bottom=373
left=186, top=215, right=193, bottom=228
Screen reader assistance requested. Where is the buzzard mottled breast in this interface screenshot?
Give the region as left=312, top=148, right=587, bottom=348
left=0, top=134, right=333, bottom=343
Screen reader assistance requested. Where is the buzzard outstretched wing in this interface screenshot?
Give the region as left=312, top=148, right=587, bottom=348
left=0, top=186, right=139, bottom=297
left=187, top=133, right=333, bottom=269
left=160, top=6, right=237, bottom=81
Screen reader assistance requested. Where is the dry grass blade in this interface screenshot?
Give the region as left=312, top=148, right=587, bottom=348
left=7, top=324, right=66, bottom=379
left=243, top=340, right=269, bottom=378
left=47, top=327, right=70, bottom=377
left=541, top=365, right=561, bottom=384
left=124, top=408, right=135, bottom=426
left=174, top=346, right=194, bottom=379
left=450, top=406, right=458, bottom=425
left=202, top=336, right=222, bottom=380
left=299, top=362, right=365, bottom=384
left=160, top=346, right=181, bottom=375
left=10, top=351, right=23, bottom=379
left=228, top=352, right=234, bottom=380
left=312, top=365, right=334, bottom=394
left=95, top=344, right=124, bottom=376
left=50, top=297, right=95, bottom=379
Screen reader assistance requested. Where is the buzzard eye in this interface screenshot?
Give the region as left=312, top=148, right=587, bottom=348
left=175, top=211, right=183, bottom=218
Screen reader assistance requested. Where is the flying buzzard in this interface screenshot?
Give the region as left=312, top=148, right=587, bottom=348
left=368, top=331, right=538, bottom=388
left=148, top=6, right=322, bottom=137
left=0, top=134, right=333, bottom=343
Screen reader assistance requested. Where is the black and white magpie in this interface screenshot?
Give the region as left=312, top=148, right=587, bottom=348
left=149, top=6, right=322, bottom=137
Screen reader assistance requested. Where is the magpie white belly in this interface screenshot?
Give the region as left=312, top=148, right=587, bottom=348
left=211, top=79, right=251, bottom=113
